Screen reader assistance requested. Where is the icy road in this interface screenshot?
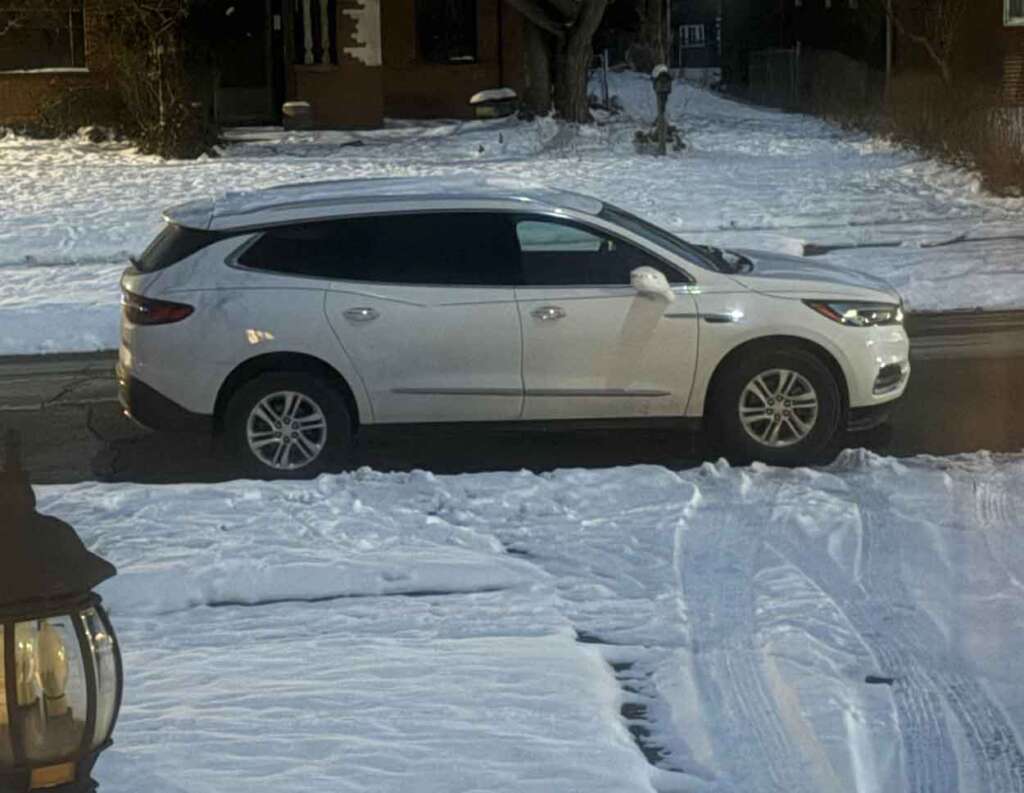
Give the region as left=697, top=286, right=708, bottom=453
left=39, top=451, right=1024, bottom=792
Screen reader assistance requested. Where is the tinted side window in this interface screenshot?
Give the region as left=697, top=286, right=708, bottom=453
left=135, top=224, right=226, bottom=273
left=238, top=213, right=520, bottom=286
left=515, top=218, right=687, bottom=287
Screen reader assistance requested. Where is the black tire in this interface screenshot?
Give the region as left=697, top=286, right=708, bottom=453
left=224, top=372, right=353, bottom=478
left=713, top=347, right=842, bottom=466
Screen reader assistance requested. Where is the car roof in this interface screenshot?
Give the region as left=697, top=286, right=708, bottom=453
left=163, top=176, right=605, bottom=231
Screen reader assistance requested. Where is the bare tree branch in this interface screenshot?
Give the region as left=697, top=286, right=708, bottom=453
left=0, top=16, right=22, bottom=37
left=873, top=0, right=968, bottom=84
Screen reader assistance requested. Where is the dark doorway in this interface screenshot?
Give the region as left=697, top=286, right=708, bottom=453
left=201, top=0, right=283, bottom=125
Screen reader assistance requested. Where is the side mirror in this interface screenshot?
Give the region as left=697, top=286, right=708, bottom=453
left=630, top=266, right=676, bottom=302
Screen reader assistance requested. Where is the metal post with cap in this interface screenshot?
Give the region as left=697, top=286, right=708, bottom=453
left=651, top=64, right=674, bottom=156
left=0, top=431, right=123, bottom=793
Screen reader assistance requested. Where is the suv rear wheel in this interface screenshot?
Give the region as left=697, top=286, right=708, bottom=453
left=715, top=347, right=842, bottom=466
left=224, top=372, right=353, bottom=478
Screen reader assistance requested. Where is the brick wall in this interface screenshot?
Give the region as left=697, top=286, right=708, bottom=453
left=0, top=1, right=116, bottom=126
left=381, top=0, right=524, bottom=119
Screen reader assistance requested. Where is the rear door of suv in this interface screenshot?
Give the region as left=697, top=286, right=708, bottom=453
left=321, top=211, right=525, bottom=423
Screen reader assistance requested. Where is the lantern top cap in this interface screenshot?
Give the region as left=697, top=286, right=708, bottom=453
left=1, top=428, right=117, bottom=607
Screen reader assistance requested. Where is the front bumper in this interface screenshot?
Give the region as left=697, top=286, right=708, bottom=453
left=844, top=322, right=911, bottom=408
left=116, top=364, right=212, bottom=433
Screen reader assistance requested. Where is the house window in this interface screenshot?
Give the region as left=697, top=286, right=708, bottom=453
left=679, top=24, right=707, bottom=49
left=1008, top=0, right=1024, bottom=26
left=293, top=0, right=338, bottom=65
left=0, top=2, right=85, bottom=72
left=417, top=0, right=478, bottom=64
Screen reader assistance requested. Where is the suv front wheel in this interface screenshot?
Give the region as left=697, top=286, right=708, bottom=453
left=224, top=372, right=353, bottom=478
left=715, top=348, right=842, bottom=466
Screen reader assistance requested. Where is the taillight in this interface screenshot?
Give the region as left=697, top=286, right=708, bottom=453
left=121, top=290, right=194, bottom=325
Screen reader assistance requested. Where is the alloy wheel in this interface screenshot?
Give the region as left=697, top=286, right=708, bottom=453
left=738, top=368, right=819, bottom=448
left=245, top=390, right=328, bottom=471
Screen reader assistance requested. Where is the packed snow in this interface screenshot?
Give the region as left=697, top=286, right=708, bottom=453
left=34, top=451, right=1024, bottom=792
left=3, top=71, right=1024, bottom=355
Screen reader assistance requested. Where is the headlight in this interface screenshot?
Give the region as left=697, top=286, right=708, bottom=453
left=804, top=300, right=903, bottom=327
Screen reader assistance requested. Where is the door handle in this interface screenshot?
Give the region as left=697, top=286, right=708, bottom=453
left=343, top=307, right=379, bottom=323
left=531, top=305, right=566, bottom=322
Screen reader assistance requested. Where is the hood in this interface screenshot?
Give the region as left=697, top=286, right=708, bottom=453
left=728, top=249, right=900, bottom=301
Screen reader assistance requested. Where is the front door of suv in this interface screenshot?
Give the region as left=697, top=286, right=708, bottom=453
left=322, top=212, right=524, bottom=423
left=513, top=216, right=700, bottom=420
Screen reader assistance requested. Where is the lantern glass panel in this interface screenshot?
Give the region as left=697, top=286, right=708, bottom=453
left=80, top=608, right=117, bottom=749
left=0, top=630, right=14, bottom=766
left=15, top=616, right=87, bottom=764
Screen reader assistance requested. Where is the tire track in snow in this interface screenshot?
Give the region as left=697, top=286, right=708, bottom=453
left=677, top=468, right=824, bottom=793
left=766, top=505, right=959, bottom=793
left=864, top=486, right=1024, bottom=793
left=766, top=461, right=1024, bottom=793
left=861, top=463, right=1024, bottom=793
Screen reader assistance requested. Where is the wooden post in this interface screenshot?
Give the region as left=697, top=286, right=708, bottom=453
left=319, top=0, right=330, bottom=64
left=302, top=0, right=314, bottom=64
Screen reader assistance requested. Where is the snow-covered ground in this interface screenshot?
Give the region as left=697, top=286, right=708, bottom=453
left=36, top=451, right=1024, bottom=793
left=3, top=72, right=1024, bottom=355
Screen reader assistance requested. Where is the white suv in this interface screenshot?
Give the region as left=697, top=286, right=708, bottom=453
left=118, top=177, right=909, bottom=475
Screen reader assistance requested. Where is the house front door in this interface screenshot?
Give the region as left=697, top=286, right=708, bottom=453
left=209, top=0, right=281, bottom=125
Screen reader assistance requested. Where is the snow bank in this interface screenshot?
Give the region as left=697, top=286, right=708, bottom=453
left=103, top=602, right=651, bottom=793
left=50, top=471, right=542, bottom=614
left=36, top=452, right=1024, bottom=792
left=3, top=73, right=1024, bottom=354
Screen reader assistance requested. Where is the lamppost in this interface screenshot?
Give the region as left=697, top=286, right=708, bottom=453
left=652, top=64, right=674, bottom=155
left=0, top=432, right=122, bottom=793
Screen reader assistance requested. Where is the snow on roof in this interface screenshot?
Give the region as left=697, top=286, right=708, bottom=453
left=164, top=176, right=604, bottom=230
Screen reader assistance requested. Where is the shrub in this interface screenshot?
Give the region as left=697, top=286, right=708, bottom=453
left=0, top=0, right=216, bottom=158
left=795, top=61, right=1024, bottom=196
left=92, top=0, right=217, bottom=159
left=881, top=72, right=1024, bottom=194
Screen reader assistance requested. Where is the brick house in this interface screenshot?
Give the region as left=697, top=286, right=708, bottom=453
left=670, top=0, right=721, bottom=75
left=953, top=0, right=1024, bottom=104
left=0, top=0, right=526, bottom=129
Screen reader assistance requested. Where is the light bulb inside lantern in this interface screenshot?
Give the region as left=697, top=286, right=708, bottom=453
left=37, top=621, right=70, bottom=717
left=11, top=621, right=71, bottom=718
left=14, top=622, right=39, bottom=708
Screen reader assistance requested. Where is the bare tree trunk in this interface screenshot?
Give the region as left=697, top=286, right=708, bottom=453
left=639, top=0, right=666, bottom=63
left=522, top=21, right=552, bottom=116
left=504, top=0, right=610, bottom=122
left=552, top=0, right=609, bottom=122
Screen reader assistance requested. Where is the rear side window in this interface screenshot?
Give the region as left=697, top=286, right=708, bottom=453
left=134, top=224, right=225, bottom=273
left=237, top=213, right=520, bottom=286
